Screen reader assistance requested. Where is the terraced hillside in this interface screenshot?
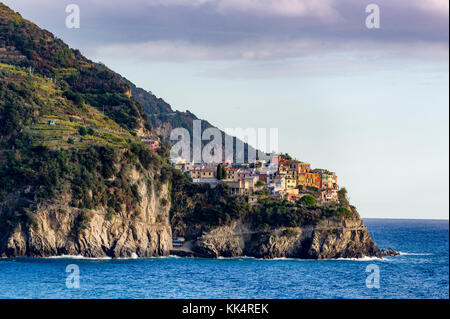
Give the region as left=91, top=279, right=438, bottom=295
left=1, top=63, right=134, bottom=149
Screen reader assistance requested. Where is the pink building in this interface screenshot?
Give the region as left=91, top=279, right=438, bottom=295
left=237, top=169, right=253, bottom=181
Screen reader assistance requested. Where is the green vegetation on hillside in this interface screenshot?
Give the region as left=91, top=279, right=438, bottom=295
left=169, top=170, right=358, bottom=239
left=0, top=4, right=150, bottom=131
left=0, top=63, right=135, bottom=149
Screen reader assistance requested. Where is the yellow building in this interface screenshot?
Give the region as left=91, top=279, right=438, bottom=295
left=189, top=170, right=201, bottom=179
left=224, top=177, right=257, bottom=196
left=225, top=168, right=239, bottom=181
left=277, top=165, right=288, bottom=176
left=200, top=169, right=215, bottom=179
left=285, top=178, right=297, bottom=189
left=286, top=168, right=298, bottom=179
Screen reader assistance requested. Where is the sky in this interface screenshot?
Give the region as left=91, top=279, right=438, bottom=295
left=3, top=0, right=448, bottom=219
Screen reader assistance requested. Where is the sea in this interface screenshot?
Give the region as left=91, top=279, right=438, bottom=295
left=0, top=219, right=448, bottom=299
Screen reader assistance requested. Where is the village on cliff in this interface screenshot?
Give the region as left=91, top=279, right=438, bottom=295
left=169, top=153, right=339, bottom=204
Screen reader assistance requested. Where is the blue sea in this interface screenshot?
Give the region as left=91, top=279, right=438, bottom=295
left=0, top=219, right=448, bottom=299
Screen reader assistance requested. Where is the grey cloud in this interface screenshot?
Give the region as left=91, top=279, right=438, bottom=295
left=3, top=0, right=448, bottom=73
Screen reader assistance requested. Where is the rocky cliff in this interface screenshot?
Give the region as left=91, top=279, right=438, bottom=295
left=0, top=152, right=173, bottom=258
left=192, top=218, right=397, bottom=259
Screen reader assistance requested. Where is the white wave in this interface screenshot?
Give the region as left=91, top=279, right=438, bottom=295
left=216, top=255, right=386, bottom=261
left=260, top=255, right=387, bottom=261
left=116, top=255, right=177, bottom=260
left=48, top=254, right=185, bottom=260
left=333, top=256, right=386, bottom=261
left=399, top=252, right=433, bottom=256
left=217, top=256, right=254, bottom=260
left=43, top=254, right=390, bottom=261
left=46, top=255, right=112, bottom=260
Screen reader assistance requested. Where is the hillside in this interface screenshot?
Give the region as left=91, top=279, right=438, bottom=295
left=0, top=3, right=172, bottom=257
left=129, top=81, right=256, bottom=162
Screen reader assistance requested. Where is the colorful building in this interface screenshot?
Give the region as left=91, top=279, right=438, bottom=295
left=237, top=169, right=253, bottom=181
left=321, top=189, right=339, bottom=202
left=200, top=169, right=215, bottom=179
left=291, top=162, right=311, bottom=174
left=298, top=172, right=320, bottom=188
left=312, top=169, right=337, bottom=189
left=225, top=168, right=239, bottom=181
left=224, top=177, right=257, bottom=196
left=188, top=169, right=201, bottom=179
left=285, top=177, right=297, bottom=189
left=285, top=188, right=300, bottom=201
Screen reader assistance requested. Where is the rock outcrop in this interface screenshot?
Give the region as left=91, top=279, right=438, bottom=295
left=0, top=166, right=172, bottom=258
left=192, top=218, right=398, bottom=259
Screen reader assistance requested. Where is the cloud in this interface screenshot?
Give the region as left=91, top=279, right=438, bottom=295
left=215, top=0, right=337, bottom=18
left=95, top=37, right=449, bottom=62
left=93, top=37, right=448, bottom=79
left=412, top=0, right=449, bottom=13
left=89, top=0, right=338, bottom=18
left=3, top=0, right=448, bottom=78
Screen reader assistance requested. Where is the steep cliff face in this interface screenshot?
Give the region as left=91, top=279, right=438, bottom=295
left=1, top=160, right=172, bottom=258
left=193, top=218, right=394, bottom=259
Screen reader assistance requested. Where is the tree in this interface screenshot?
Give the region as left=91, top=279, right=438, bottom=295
left=299, top=195, right=316, bottom=207
left=63, top=90, right=83, bottom=107
left=336, top=207, right=351, bottom=219
left=216, top=164, right=226, bottom=180
left=338, top=187, right=349, bottom=206
left=78, top=126, right=87, bottom=136
left=87, top=127, right=95, bottom=135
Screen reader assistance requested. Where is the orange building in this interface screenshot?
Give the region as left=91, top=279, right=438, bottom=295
left=298, top=172, right=320, bottom=188
left=291, top=162, right=311, bottom=174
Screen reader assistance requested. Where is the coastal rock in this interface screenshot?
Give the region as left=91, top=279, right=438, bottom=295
left=0, top=168, right=172, bottom=258
left=380, top=248, right=400, bottom=257
left=193, top=218, right=398, bottom=259
left=194, top=222, right=248, bottom=258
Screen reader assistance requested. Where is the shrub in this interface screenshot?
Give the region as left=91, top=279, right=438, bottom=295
left=63, top=90, right=84, bottom=107
left=78, top=126, right=87, bottom=136
left=282, top=229, right=298, bottom=238
left=336, top=207, right=351, bottom=218
left=299, top=195, right=316, bottom=207
left=71, top=210, right=91, bottom=237
left=338, top=188, right=349, bottom=206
